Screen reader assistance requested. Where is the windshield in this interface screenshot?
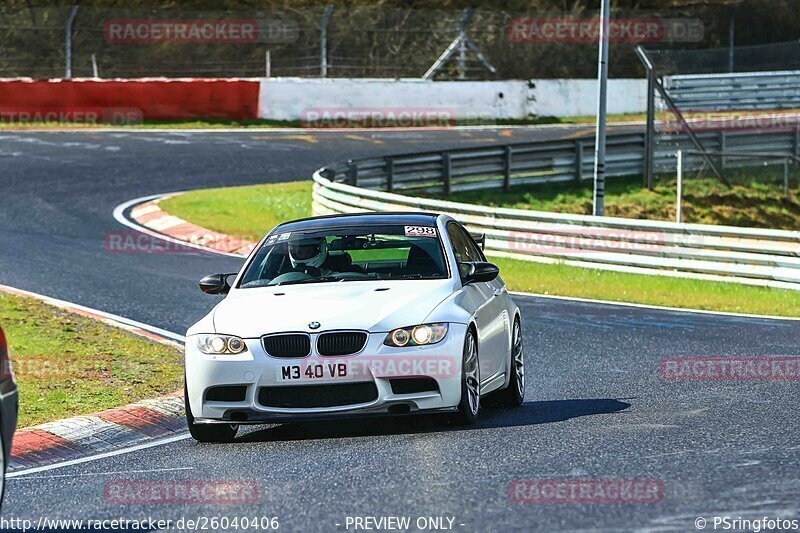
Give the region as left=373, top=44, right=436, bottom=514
left=238, top=224, right=448, bottom=288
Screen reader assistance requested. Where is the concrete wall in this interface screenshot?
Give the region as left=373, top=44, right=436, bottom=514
left=531, top=79, right=647, bottom=117
left=258, top=77, right=647, bottom=122
left=258, top=78, right=532, bottom=124
left=0, top=77, right=647, bottom=124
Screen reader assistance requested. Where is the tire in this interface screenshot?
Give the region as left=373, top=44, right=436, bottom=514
left=184, top=381, right=238, bottom=443
left=452, top=329, right=481, bottom=425
left=493, top=318, right=525, bottom=407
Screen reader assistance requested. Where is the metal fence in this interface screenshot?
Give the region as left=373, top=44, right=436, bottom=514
left=656, top=128, right=800, bottom=165
left=0, top=4, right=758, bottom=80
left=675, top=149, right=800, bottom=223
left=321, top=128, right=800, bottom=196
left=644, top=40, right=800, bottom=77
left=322, top=133, right=644, bottom=194
left=638, top=42, right=800, bottom=188
left=663, top=71, right=800, bottom=111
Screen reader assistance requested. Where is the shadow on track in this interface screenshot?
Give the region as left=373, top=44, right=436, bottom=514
left=231, top=398, right=631, bottom=444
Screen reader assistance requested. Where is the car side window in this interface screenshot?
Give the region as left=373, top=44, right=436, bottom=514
left=447, top=222, right=483, bottom=265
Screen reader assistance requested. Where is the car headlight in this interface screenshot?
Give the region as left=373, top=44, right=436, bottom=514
left=197, top=334, right=248, bottom=355
left=384, top=323, right=448, bottom=347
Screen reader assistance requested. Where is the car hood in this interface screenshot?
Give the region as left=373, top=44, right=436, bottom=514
left=211, top=279, right=455, bottom=337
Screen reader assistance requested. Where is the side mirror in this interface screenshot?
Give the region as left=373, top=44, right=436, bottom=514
left=459, top=261, right=499, bottom=284
left=199, top=273, right=235, bottom=295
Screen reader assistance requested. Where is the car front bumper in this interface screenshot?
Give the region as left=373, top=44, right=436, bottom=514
left=185, top=324, right=467, bottom=424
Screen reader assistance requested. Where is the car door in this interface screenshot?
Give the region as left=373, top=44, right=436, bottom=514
left=446, top=222, right=509, bottom=385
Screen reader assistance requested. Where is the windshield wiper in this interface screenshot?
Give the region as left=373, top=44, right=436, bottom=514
left=390, top=274, right=441, bottom=280
left=274, top=276, right=343, bottom=286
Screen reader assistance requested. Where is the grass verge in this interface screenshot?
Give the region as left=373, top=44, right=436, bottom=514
left=160, top=181, right=312, bottom=242
left=492, top=257, right=800, bottom=317
left=158, top=181, right=800, bottom=318
left=0, top=292, right=183, bottom=427
left=435, top=174, right=800, bottom=230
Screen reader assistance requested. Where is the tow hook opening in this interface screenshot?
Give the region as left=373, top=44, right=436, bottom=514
left=228, top=411, right=249, bottom=422
left=388, top=404, right=412, bottom=415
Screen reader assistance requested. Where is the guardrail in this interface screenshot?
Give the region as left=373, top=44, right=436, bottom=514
left=312, top=130, right=800, bottom=290
left=663, top=70, right=800, bottom=111
left=321, top=128, right=800, bottom=195
left=321, top=132, right=648, bottom=194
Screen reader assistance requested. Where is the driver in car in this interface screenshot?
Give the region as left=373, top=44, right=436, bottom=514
left=288, top=236, right=334, bottom=277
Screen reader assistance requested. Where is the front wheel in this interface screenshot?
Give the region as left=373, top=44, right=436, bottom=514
left=184, top=383, right=238, bottom=443
left=493, top=318, right=525, bottom=407
left=452, top=329, right=481, bottom=425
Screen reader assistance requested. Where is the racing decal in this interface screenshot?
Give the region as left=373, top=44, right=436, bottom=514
left=266, top=232, right=291, bottom=245
left=404, top=226, right=437, bottom=237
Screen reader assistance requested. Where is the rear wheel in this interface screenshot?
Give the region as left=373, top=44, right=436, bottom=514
left=452, top=329, right=480, bottom=425
left=184, top=382, right=238, bottom=443
left=493, top=318, right=525, bottom=407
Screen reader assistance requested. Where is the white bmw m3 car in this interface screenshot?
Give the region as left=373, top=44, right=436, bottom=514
left=185, top=212, right=524, bottom=442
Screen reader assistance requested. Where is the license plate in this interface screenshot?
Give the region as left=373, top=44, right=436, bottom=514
left=279, top=362, right=348, bottom=381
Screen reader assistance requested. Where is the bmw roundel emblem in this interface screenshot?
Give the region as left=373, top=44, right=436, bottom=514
left=309, top=321, right=321, bottom=330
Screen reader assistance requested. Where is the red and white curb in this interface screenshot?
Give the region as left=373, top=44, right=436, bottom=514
left=124, top=193, right=256, bottom=257
left=0, top=284, right=188, bottom=472
left=9, top=393, right=184, bottom=472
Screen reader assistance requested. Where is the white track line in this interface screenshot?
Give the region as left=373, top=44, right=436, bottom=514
left=510, top=291, right=800, bottom=322
left=1, top=123, right=631, bottom=134
left=6, top=434, right=191, bottom=478
left=14, top=466, right=194, bottom=480
left=0, top=283, right=186, bottom=343
left=112, top=193, right=244, bottom=258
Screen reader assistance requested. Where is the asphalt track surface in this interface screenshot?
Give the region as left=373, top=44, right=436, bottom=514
left=1, top=127, right=799, bottom=532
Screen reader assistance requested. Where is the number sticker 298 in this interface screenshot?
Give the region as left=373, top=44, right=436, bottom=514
left=404, top=226, right=437, bottom=237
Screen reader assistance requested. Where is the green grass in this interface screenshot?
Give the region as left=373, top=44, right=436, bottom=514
left=438, top=174, right=800, bottom=230
left=0, top=292, right=183, bottom=427
left=160, top=181, right=312, bottom=242
left=159, top=181, right=800, bottom=318
left=492, top=256, right=800, bottom=317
